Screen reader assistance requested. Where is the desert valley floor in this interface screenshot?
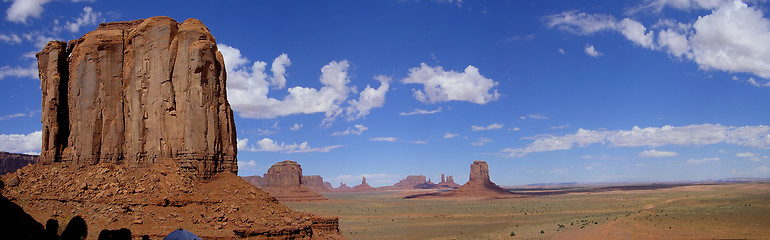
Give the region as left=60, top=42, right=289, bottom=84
left=285, top=182, right=770, bottom=239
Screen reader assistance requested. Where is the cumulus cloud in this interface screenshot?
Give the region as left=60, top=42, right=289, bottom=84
left=639, top=149, right=679, bottom=157
left=399, top=107, right=442, bottom=116
left=331, top=124, right=368, bottom=136
left=6, top=0, right=51, bottom=23
left=521, top=114, right=548, bottom=120
left=64, top=7, right=101, bottom=33
left=444, top=132, right=459, bottom=139
left=345, top=75, right=390, bottom=121
left=401, top=63, right=499, bottom=104
left=0, top=131, right=42, bottom=153
left=471, top=123, right=504, bottom=131
left=237, top=138, right=342, bottom=153
left=220, top=44, right=388, bottom=125
left=548, top=0, right=770, bottom=82
left=686, top=157, right=720, bottom=164
left=289, top=123, right=303, bottom=131
left=584, top=44, right=603, bottom=57
left=502, top=124, right=770, bottom=157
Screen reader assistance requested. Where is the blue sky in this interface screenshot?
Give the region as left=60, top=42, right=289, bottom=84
left=1, top=0, right=769, bottom=187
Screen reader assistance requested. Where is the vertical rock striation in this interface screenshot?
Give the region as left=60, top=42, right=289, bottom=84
left=36, top=17, right=237, bottom=179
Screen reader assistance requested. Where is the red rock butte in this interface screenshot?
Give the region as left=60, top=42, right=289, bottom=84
left=259, top=160, right=327, bottom=202
left=37, top=16, right=237, bottom=179
left=405, top=161, right=514, bottom=199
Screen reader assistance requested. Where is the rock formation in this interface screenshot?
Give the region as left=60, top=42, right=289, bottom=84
left=302, top=175, right=332, bottom=192
left=437, top=174, right=461, bottom=189
left=36, top=16, right=237, bottom=179
left=394, top=175, right=428, bottom=188
left=405, top=161, right=514, bottom=199
left=241, top=175, right=264, bottom=187
left=260, top=160, right=327, bottom=202
left=7, top=17, right=342, bottom=239
left=0, top=152, right=38, bottom=176
left=351, top=177, right=376, bottom=192
left=334, top=183, right=351, bottom=191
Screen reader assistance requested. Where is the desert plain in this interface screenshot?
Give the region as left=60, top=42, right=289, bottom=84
left=285, top=181, right=770, bottom=239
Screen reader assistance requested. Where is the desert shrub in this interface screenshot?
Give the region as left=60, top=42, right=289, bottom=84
left=540, top=230, right=544, bottom=234
left=510, top=231, right=515, bottom=236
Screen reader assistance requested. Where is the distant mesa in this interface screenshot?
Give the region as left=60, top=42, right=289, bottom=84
left=303, top=175, right=334, bottom=192
left=254, top=160, right=328, bottom=202
left=437, top=174, right=461, bottom=189
left=406, top=161, right=515, bottom=199
left=394, top=175, right=428, bottom=188
left=0, top=152, right=38, bottom=176
left=390, top=174, right=459, bottom=190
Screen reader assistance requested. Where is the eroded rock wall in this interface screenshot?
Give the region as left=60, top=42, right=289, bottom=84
left=36, top=17, right=237, bottom=179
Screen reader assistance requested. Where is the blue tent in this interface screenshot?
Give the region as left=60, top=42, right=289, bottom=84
left=163, top=229, right=201, bottom=240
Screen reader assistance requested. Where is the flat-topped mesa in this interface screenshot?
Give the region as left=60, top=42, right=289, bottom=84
left=36, top=17, right=237, bottom=179
left=394, top=175, right=428, bottom=188
left=469, top=160, right=491, bottom=183
left=262, top=160, right=326, bottom=202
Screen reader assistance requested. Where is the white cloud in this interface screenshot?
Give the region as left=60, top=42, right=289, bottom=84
left=370, top=137, right=398, bottom=142
left=736, top=152, right=755, bottom=157
left=410, top=140, right=428, bottom=144
left=0, top=62, right=38, bottom=80
left=237, top=160, right=258, bottom=170
left=471, top=123, right=504, bottom=131
left=521, top=114, right=548, bottom=120
left=331, top=124, right=368, bottom=136
left=401, top=63, right=500, bottom=104
left=545, top=11, right=617, bottom=35
left=64, top=7, right=100, bottom=33
left=508, top=127, right=521, bottom=131
left=0, top=113, right=25, bottom=120
left=736, top=152, right=761, bottom=161
left=269, top=54, right=291, bottom=89
left=444, top=132, right=459, bottom=139
left=756, top=166, right=770, bottom=173
left=503, top=124, right=770, bottom=157
left=585, top=162, right=603, bottom=170
left=549, top=1, right=770, bottom=82
left=471, top=137, right=493, bottom=146
left=237, top=138, right=342, bottom=153
left=686, top=157, right=720, bottom=164
left=399, top=107, right=442, bottom=116
left=6, top=0, right=51, bottom=23
left=558, top=48, right=566, bottom=54
left=0, top=131, right=42, bottom=153
left=584, top=44, right=603, bottom=57
left=289, top=123, right=302, bottom=131
left=0, top=33, right=22, bottom=44
left=221, top=44, right=366, bottom=125
left=345, top=75, right=390, bottom=121
left=639, top=149, right=679, bottom=157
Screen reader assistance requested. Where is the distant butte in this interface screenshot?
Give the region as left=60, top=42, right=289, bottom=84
left=260, top=160, right=328, bottom=202
left=405, top=161, right=516, bottom=199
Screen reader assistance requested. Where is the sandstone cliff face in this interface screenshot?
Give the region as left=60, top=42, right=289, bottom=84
left=0, top=152, right=38, bottom=176
left=405, top=161, right=513, bottom=199
left=36, top=17, right=237, bottom=179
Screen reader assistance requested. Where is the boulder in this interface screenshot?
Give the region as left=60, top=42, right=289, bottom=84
left=37, top=17, right=237, bottom=179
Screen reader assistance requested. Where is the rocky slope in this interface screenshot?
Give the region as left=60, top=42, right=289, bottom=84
left=37, top=16, right=237, bottom=179
left=0, top=152, right=38, bottom=176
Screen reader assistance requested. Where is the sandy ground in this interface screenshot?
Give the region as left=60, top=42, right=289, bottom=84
left=286, top=182, right=770, bottom=239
